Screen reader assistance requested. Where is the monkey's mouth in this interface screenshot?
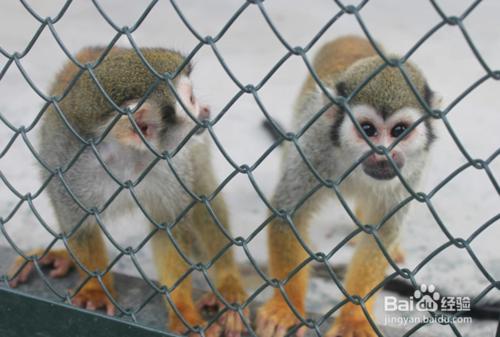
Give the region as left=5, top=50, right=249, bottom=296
left=195, top=127, right=206, bottom=135
left=362, top=161, right=399, bottom=181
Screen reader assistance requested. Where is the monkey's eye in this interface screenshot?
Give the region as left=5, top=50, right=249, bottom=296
left=391, top=123, right=408, bottom=138
left=189, top=89, right=195, bottom=105
left=360, top=122, right=377, bottom=137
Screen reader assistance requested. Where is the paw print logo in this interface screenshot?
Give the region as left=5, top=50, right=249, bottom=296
left=413, top=284, right=440, bottom=312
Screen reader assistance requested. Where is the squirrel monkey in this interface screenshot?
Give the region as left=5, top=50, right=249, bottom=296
left=256, top=36, right=440, bottom=337
left=8, top=47, right=248, bottom=337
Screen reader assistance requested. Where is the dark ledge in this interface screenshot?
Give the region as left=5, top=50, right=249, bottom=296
left=0, top=246, right=432, bottom=337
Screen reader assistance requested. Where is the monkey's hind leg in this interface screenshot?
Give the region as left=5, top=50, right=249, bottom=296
left=194, top=195, right=249, bottom=337
left=151, top=225, right=205, bottom=334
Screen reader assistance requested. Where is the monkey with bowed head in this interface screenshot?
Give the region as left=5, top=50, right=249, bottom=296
left=256, top=36, right=440, bottom=337
left=9, top=46, right=248, bottom=337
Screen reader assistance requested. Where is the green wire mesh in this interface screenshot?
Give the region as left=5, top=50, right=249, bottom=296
left=1, top=1, right=499, bottom=337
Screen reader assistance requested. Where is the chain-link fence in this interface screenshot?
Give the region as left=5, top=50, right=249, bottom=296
left=1, top=1, right=499, bottom=337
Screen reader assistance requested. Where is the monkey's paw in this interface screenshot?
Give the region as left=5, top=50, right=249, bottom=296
left=326, top=319, right=376, bottom=337
left=255, top=298, right=307, bottom=337
left=72, top=286, right=116, bottom=316
left=8, top=249, right=74, bottom=287
left=198, top=284, right=249, bottom=337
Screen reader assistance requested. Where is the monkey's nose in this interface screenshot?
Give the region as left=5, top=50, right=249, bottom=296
left=369, top=153, right=387, bottom=164
left=370, top=151, right=401, bottom=162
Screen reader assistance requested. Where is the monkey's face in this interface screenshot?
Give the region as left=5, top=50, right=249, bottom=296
left=335, top=104, right=435, bottom=182
left=109, top=75, right=209, bottom=152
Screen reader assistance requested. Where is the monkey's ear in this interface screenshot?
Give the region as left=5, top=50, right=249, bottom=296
left=175, top=75, right=194, bottom=106
left=429, top=92, right=443, bottom=109
left=334, top=81, right=348, bottom=97
left=318, top=82, right=344, bottom=119
left=424, top=85, right=443, bottom=109
left=121, top=100, right=155, bottom=122
left=122, top=99, right=139, bottom=111
left=319, top=81, right=347, bottom=97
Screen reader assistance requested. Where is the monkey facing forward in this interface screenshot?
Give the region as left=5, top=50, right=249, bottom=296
left=9, top=47, right=247, bottom=337
left=256, top=36, right=440, bottom=337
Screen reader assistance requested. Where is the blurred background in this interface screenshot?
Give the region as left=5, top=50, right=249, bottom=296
left=0, top=1, right=498, bottom=336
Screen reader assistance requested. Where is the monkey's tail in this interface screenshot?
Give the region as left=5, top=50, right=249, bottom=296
left=261, top=118, right=286, bottom=143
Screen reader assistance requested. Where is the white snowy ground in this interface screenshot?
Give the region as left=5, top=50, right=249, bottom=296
left=0, top=1, right=499, bottom=336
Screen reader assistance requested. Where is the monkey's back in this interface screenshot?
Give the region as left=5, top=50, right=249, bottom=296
left=301, top=36, right=377, bottom=95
